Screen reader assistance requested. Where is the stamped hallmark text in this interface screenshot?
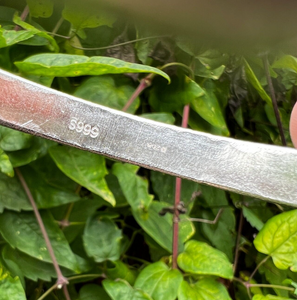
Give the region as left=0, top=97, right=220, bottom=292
left=69, top=117, right=99, bottom=138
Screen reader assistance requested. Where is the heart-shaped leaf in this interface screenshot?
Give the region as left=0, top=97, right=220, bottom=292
left=177, top=240, right=233, bottom=279
left=74, top=76, right=140, bottom=114
left=79, top=284, right=111, bottom=300
left=49, top=145, right=115, bottom=206
left=134, top=261, right=183, bottom=300
left=106, top=260, right=137, bottom=285
left=178, top=279, right=231, bottom=300
left=62, top=0, right=115, bottom=30
left=133, top=201, right=195, bottom=252
left=27, top=0, right=54, bottom=18
left=83, top=214, right=122, bottom=262
left=103, top=279, right=152, bottom=300
left=112, top=163, right=153, bottom=210
left=254, top=210, right=297, bottom=271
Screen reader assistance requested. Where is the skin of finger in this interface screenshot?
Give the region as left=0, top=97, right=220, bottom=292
left=290, top=102, right=297, bottom=148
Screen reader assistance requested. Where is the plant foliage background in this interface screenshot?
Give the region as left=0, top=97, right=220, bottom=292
left=0, top=1, right=297, bottom=300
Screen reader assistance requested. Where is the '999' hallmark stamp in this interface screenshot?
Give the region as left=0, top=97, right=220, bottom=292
left=69, top=117, right=99, bottom=138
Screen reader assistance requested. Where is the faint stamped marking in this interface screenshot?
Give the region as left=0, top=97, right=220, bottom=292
left=69, top=117, right=99, bottom=138
left=147, top=143, right=167, bottom=153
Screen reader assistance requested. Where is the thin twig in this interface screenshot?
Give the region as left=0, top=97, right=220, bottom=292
left=68, top=274, right=105, bottom=281
left=14, top=5, right=30, bottom=31
left=71, top=35, right=169, bottom=51
left=248, top=255, right=270, bottom=282
left=15, top=169, right=69, bottom=290
left=52, top=17, right=64, bottom=35
left=122, top=75, right=153, bottom=112
left=172, top=104, right=190, bottom=269
left=248, top=283, right=295, bottom=291
left=182, top=208, right=224, bottom=224
left=233, top=209, right=244, bottom=274
left=37, top=283, right=58, bottom=300
left=160, top=62, right=194, bottom=79
left=262, top=55, right=287, bottom=146
left=123, top=255, right=150, bottom=265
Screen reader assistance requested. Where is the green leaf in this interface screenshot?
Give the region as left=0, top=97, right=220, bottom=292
left=194, top=63, right=225, bottom=80
left=144, top=234, right=170, bottom=262
left=0, top=210, right=83, bottom=273
left=272, top=55, right=297, bottom=74
left=27, top=0, right=54, bottom=18
left=49, top=145, right=115, bottom=206
left=140, top=113, right=175, bottom=125
left=112, top=163, right=153, bottom=210
left=7, top=137, right=54, bottom=167
left=196, top=185, right=236, bottom=261
left=200, top=207, right=236, bottom=262
left=105, top=174, right=128, bottom=207
left=74, top=76, right=140, bottom=114
left=15, top=54, right=170, bottom=81
left=79, top=284, right=111, bottom=300
left=2, top=245, right=73, bottom=282
left=259, top=258, right=289, bottom=298
left=13, top=14, right=59, bottom=52
left=253, top=295, right=295, bottom=300
left=83, top=214, right=122, bottom=262
left=103, top=279, right=152, bottom=300
left=62, top=0, right=116, bottom=30
left=0, top=27, right=35, bottom=49
left=0, top=172, right=31, bottom=212
left=151, top=171, right=199, bottom=204
left=191, top=80, right=229, bottom=134
left=244, top=59, right=272, bottom=105
left=21, top=165, right=81, bottom=208
left=242, top=206, right=264, bottom=231
left=149, top=75, right=204, bottom=112
left=0, top=126, right=32, bottom=152
left=0, top=264, right=26, bottom=300
left=178, top=279, right=231, bottom=300
left=135, top=27, right=159, bottom=65
left=0, top=157, right=81, bottom=212
left=134, top=261, right=183, bottom=300
left=0, top=149, right=14, bottom=177
left=254, top=210, right=297, bottom=271
left=106, top=260, right=137, bottom=285
left=177, top=240, right=233, bottom=279
left=196, top=49, right=229, bottom=69
left=133, top=201, right=195, bottom=252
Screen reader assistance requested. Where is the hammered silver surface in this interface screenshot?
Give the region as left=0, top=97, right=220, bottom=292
left=0, top=69, right=297, bottom=206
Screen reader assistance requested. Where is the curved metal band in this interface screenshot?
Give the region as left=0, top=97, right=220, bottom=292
left=0, top=69, right=297, bottom=206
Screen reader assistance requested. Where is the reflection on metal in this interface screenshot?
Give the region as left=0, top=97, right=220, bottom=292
left=0, top=69, right=297, bottom=206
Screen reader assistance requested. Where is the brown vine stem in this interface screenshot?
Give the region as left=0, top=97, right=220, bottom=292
left=72, top=35, right=169, bottom=51
left=233, top=209, right=244, bottom=274
left=262, top=55, right=287, bottom=146
left=172, top=104, right=190, bottom=269
left=15, top=169, right=70, bottom=295
left=122, top=74, right=154, bottom=112
left=233, top=278, right=295, bottom=293
left=14, top=5, right=29, bottom=31
left=248, top=255, right=270, bottom=282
